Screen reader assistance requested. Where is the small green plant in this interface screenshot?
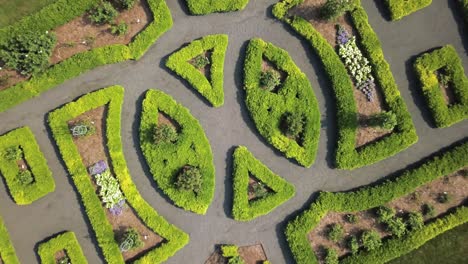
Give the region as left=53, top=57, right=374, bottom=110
left=18, top=170, right=33, bottom=185
left=345, top=214, right=358, bottom=223
left=347, top=235, right=359, bottom=255
left=0, top=74, right=10, bottom=86
left=153, top=124, right=178, bottom=144
left=324, top=247, right=339, bottom=264
left=282, top=112, right=305, bottom=139
left=110, top=22, right=129, bottom=36
left=89, top=1, right=118, bottom=24
left=376, top=206, right=395, bottom=223
left=114, top=0, right=135, bottom=9
left=221, top=245, right=239, bottom=257
left=251, top=182, right=268, bottom=199
left=4, top=146, right=22, bottom=161
left=228, top=256, right=245, bottom=264
left=327, top=224, right=344, bottom=242
left=437, top=69, right=451, bottom=87
left=119, top=228, right=143, bottom=252
left=192, top=54, right=210, bottom=69
left=385, top=217, right=407, bottom=238
left=422, top=203, right=436, bottom=218
left=437, top=192, right=452, bottom=204
left=57, top=256, right=70, bottom=264
left=366, top=111, right=398, bottom=130
left=361, top=230, right=382, bottom=252
left=260, top=69, right=281, bottom=91
left=407, top=212, right=424, bottom=230
left=320, top=0, right=354, bottom=21
left=175, top=166, right=202, bottom=194
left=71, top=119, right=96, bottom=137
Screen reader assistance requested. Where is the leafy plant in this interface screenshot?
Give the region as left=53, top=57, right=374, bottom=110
left=70, top=119, right=96, bottom=137
left=327, top=224, right=344, bottom=242
left=361, top=230, right=382, bottom=251
left=324, top=247, right=339, bottom=264
left=18, top=170, right=33, bottom=185
left=175, top=166, right=202, bottom=194
left=282, top=112, right=305, bottom=139
left=345, top=213, right=358, bottom=223
left=228, top=256, right=245, bottom=264
left=260, top=69, right=281, bottom=91
left=422, top=203, right=436, bottom=218
left=94, top=170, right=125, bottom=209
left=321, top=0, right=354, bottom=21
left=376, top=206, right=395, bottom=223
left=3, top=146, right=22, bottom=161
left=367, top=111, right=398, bottom=130
left=119, top=228, right=143, bottom=252
left=0, top=31, right=56, bottom=76
left=437, top=192, right=452, bottom=204
left=407, top=212, right=424, bottom=230
left=386, top=217, right=407, bottom=238
left=221, top=245, right=239, bottom=257
left=192, top=54, right=210, bottom=69
left=153, top=124, right=178, bottom=144
left=89, top=1, right=118, bottom=24
left=114, top=0, right=135, bottom=9
left=250, top=181, right=268, bottom=199
left=57, top=256, right=70, bottom=264
left=347, top=235, right=359, bottom=255
left=110, top=22, right=129, bottom=36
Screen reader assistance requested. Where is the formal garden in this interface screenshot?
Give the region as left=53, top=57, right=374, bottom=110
left=0, top=0, right=466, bottom=263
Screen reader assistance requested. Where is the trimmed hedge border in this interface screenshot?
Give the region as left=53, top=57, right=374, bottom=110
left=184, top=0, right=249, bottom=15
left=0, top=126, right=55, bottom=205
left=383, top=0, right=432, bottom=21
left=272, top=0, right=417, bottom=169
left=243, top=38, right=321, bottom=167
left=232, top=146, right=295, bottom=221
left=37, top=231, right=87, bottom=264
left=0, top=216, right=19, bottom=264
left=284, top=141, right=468, bottom=264
left=139, top=89, right=215, bottom=214
left=0, top=0, right=173, bottom=113
left=166, top=34, right=228, bottom=107
left=413, top=45, right=468, bottom=128
left=48, top=86, right=189, bottom=263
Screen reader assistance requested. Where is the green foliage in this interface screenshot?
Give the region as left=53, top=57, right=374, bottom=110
left=228, top=256, right=246, bottom=264
left=422, top=203, right=436, bottom=218
left=283, top=112, right=305, bottom=139
left=361, top=230, right=382, bottom=251
left=347, top=235, right=359, bottom=255
left=366, top=111, right=397, bottom=130
left=114, top=0, right=135, bottom=9
left=48, top=86, right=189, bottom=263
left=232, top=146, right=295, bottom=221
left=119, top=228, right=143, bottom=252
left=386, top=217, right=407, bottom=238
left=321, top=0, right=355, bottom=21
left=71, top=119, right=96, bottom=137
left=221, top=245, right=239, bottom=257
left=384, top=0, right=432, bottom=21
left=243, top=38, right=320, bottom=167
left=153, top=124, right=178, bottom=144
left=175, top=166, right=203, bottom=194
left=139, top=90, right=215, bottom=214
left=407, top=212, right=424, bottom=230
left=166, top=34, right=228, bottom=107
left=192, top=54, right=210, bottom=69
left=251, top=182, right=268, bottom=199
left=58, top=256, right=70, bottom=264
left=0, top=127, right=55, bottom=205
left=0, top=31, right=56, bottom=76
left=413, top=45, right=468, bottom=127
left=260, top=69, right=281, bottom=91
left=437, top=192, right=452, bottom=204
left=327, top=224, right=344, bottom=242
left=345, top=214, right=358, bottom=223
left=324, top=247, right=339, bottom=264
left=458, top=0, right=468, bottom=24
left=377, top=206, right=395, bottom=223
left=110, top=22, right=129, bottom=36
left=95, top=170, right=125, bottom=209
left=0, top=216, right=20, bottom=264
left=89, top=1, right=118, bottom=24
left=184, top=0, right=249, bottom=15
left=37, top=231, right=87, bottom=264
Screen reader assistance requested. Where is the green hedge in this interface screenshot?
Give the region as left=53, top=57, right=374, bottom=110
left=284, top=141, right=468, bottom=264
left=232, top=146, right=295, bottom=221
left=414, top=45, right=468, bottom=128
left=184, top=0, right=249, bottom=15
left=383, top=0, right=432, bottom=21
left=243, top=38, right=321, bottom=167
left=139, top=89, right=215, bottom=214
left=166, top=34, right=228, bottom=107
left=0, top=126, right=55, bottom=205
left=0, top=216, right=19, bottom=264
left=458, top=0, right=468, bottom=23
left=0, top=0, right=173, bottom=113
left=37, top=231, right=87, bottom=264
left=272, top=0, right=417, bottom=169
left=48, top=86, right=189, bottom=264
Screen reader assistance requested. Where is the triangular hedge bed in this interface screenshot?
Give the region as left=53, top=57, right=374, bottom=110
left=232, top=146, right=295, bottom=221
left=139, top=89, right=215, bottom=214
left=166, top=34, right=228, bottom=107
left=184, top=0, right=250, bottom=15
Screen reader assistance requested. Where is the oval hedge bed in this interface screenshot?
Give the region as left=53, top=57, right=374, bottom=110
left=383, top=0, right=432, bottom=21
left=139, top=89, right=215, bottom=214
left=0, top=126, right=55, bottom=205
left=284, top=141, right=468, bottom=264
left=48, top=86, right=189, bottom=264
left=184, top=0, right=249, bottom=15
left=0, top=0, right=173, bottom=113
left=243, top=38, right=321, bottom=168
left=37, top=231, right=87, bottom=264
left=0, top=216, right=19, bottom=264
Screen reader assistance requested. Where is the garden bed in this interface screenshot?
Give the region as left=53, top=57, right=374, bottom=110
left=205, top=244, right=268, bottom=264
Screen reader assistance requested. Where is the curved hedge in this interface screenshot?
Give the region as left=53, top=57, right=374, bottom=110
left=243, top=38, right=321, bottom=167
left=184, top=0, right=249, bottom=15
left=0, top=216, right=19, bottom=264
left=272, top=0, right=417, bottom=169
left=166, top=34, right=228, bottom=107
left=139, top=89, right=215, bottom=214
left=0, top=0, right=173, bottom=113
left=0, top=126, right=55, bottom=205
left=232, top=146, right=295, bottom=221
left=48, top=86, right=189, bottom=263
left=383, top=0, right=432, bottom=21
left=37, top=231, right=87, bottom=264
left=285, top=141, right=468, bottom=264
left=414, top=45, right=468, bottom=128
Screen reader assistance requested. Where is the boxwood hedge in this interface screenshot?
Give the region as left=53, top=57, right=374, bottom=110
left=0, top=216, right=19, bottom=264
left=48, top=86, right=189, bottom=264
left=166, top=34, right=228, bottom=107
left=37, top=231, right=87, bottom=264
left=184, top=0, right=249, bottom=15
left=243, top=38, right=321, bottom=167
left=272, top=0, right=417, bottom=169
left=232, top=146, right=295, bottom=221
left=0, top=0, right=173, bottom=113
left=413, top=45, right=468, bottom=128
left=0, top=126, right=55, bottom=205
left=383, top=0, right=432, bottom=21
left=284, top=141, right=468, bottom=264
left=139, top=89, right=215, bottom=214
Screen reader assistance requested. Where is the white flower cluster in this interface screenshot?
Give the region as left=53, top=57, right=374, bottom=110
left=338, top=37, right=373, bottom=86
left=95, top=170, right=125, bottom=209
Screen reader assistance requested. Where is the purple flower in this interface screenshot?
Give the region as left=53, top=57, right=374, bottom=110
left=89, top=160, right=108, bottom=175
left=109, top=199, right=125, bottom=216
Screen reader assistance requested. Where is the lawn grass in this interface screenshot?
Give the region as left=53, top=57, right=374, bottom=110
left=0, top=0, right=57, bottom=28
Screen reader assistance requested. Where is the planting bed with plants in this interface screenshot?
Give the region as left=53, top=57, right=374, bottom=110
left=139, top=89, right=215, bottom=214
left=166, top=34, right=228, bottom=107
left=184, top=0, right=250, bottom=15
left=413, top=45, right=468, bottom=128
left=383, top=0, right=432, bottom=21
left=37, top=231, right=87, bottom=264
left=243, top=38, right=321, bottom=167
left=205, top=244, right=270, bottom=264
left=48, top=86, right=188, bottom=263
left=0, top=126, right=55, bottom=205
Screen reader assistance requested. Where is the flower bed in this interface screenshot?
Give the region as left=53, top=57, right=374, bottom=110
left=413, top=45, right=468, bottom=128
left=243, top=38, right=321, bottom=167
left=37, top=231, right=87, bottom=264
left=48, top=86, right=189, bottom=263
left=0, top=126, right=55, bottom=205
left=166, top=34, right=228, bottom=107
left=139, top=89, right=215, bottom=214
left=383, top=0, right=432, bottom=21
left=0, top=216, right=19, bottom=264
left=184, top=0, right=249, bottom=15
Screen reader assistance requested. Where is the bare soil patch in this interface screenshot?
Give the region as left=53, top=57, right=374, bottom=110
left=204, top=244, right=268, bottom=264
left=54, top=250, right=67, bottom=263
left=435, top=70, right=457, bottom=105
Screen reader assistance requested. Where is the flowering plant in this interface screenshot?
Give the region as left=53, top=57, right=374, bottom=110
left=94, top=170, right=125, bottom=209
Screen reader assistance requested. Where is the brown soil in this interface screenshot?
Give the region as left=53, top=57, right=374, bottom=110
left=261, top=58, right=287, bottom=93
left=247, top=175, right=274, bottom=201
left=16, top=159, right=29, bottom=171
left=68, top=106, right=163, bottom=261
left=0, top=69, right=26, bottom=91
left=204, top=244, right=268, bottom=264
left=436, top=70, right=457, bottom=105
left=54, top=250, right=67, bottom=263
left=157, top=112, right=179, bottom=130
left=308, top=168, right=468, bottom=262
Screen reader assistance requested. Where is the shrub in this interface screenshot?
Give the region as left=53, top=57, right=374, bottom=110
left=283, top=112, right=305, bottom=139
left=228, top=256, right=245, bottom=264
left=327, top=224, right=344, bottom=242
left=184, top=0, right=250, bottom=15
left=321, top=0, right=354, bottom=21
left=119, top=228, right=143, bottom=252
left=437, top=192, right=452, bottom=204
left=4, top=146, right=22, bottom=161
left=221, top=245, right=239, bottom=257
left=366, top=111, right=398, bottom=130
left=422, top=203, right=436, bottom=218
left=386, top=217, right=407, bottom=238
left=37, top=231, right=86, bottom=264
left=114, top=0, right=135, bottom=9
left=361, top=230, right=382, bottom=251
left=89, top=1, right=118, bottom=24
left=345, top=214, right=358, bottom=223
left=260, top=69, right=281, bottom=91
left=384, top=0, right=432, bottom=21
left=251, top=182, right=268, bottom=199
left=0, top=217, right=20, bottom=264
left=94, top=170, right=125, bottom=209
left=175, top=166, right=203, bottom=194
left=192, top=54, right=210, bottom=69
left=377, top=206, right=395, bottom=223
left=71, top=119, right=96, bottom=137
left=17, top=170, right=33, bottom=185
left=407, top=212, right=424, bottom=230
left=324, top=247, right=339, bottom=264
left=0, top=31, right=56, bottom=76
left=347, top=235, right=359, bottom=255
left=153, top=124, right=178, bottom=144
left=110, top=22, right=129, bottom=36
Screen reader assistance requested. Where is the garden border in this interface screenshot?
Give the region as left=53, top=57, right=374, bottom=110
left=37, top=231, right=87, bottom=264
left=0, top=216, right=19, bottom=264
left=184, top=0, right=249, bottom=15
left=383, top=0, right=432, bottom=21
